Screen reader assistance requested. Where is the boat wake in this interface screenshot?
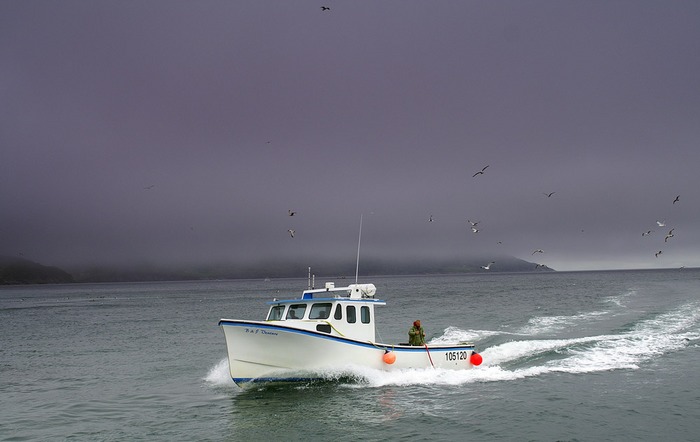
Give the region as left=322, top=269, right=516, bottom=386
left=204, top=358, right=235, bottom=387
left=477, top=300, right=700, bottom=380
left=517, top=310, right=609, bottom=335
left=205, top=301, right=700, bottom=389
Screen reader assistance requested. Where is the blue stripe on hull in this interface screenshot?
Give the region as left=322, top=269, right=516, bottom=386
left=233, top=377, right=322, bottom=384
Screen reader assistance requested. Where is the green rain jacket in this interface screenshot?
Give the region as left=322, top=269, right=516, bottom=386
left=408, top=325, right=425, bottom=346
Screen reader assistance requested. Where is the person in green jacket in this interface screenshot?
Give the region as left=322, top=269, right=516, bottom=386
left=408, top=320, right=425, bottom=346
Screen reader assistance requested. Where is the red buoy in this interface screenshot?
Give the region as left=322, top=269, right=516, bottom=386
left=470, top=352, right=483, bottom=366
left=383, top=351, right=396, bottom=364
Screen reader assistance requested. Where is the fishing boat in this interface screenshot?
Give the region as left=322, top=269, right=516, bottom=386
left=218, top=275, right=482, bottom=385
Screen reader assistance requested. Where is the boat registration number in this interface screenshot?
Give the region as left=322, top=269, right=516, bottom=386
left=444, top=351, right=469, bottom=361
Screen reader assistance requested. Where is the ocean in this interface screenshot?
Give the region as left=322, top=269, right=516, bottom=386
left=2, top=269, right=699, bottom=441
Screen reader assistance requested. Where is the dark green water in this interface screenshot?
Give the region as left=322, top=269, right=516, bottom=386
left=2, top=269, right=699, bottom=441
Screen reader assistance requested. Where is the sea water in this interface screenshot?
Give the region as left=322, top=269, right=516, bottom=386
left=2, top=269, right=700, bottom=441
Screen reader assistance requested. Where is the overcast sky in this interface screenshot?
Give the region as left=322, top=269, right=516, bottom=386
left=2, top=1, right=699, bottom=271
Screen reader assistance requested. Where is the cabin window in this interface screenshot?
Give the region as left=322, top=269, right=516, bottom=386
left=361, top=306, right=370, bottom=324
left=286, top=304, right=307, bottom=320
left=309, top=303, right=332, bottom=319
left=267, top=305, right=285, bottom=321
left=334, top=304, right=342, bottom=320
left=346, top=305, right=356, bottom=323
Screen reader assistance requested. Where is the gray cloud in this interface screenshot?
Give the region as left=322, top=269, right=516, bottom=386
left=2, top=1, right=699, bottom=271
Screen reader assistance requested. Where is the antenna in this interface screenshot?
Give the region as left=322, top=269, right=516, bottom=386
left=355, top=214, right=363, bottom=284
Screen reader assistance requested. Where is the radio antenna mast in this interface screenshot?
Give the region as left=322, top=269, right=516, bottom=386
left=354, top=214, right=363, bottom=285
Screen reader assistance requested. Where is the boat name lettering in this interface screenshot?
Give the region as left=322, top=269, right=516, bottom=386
left=445, top=351, right=469, bottom=361
left=243, top=328, right=278, bottom=336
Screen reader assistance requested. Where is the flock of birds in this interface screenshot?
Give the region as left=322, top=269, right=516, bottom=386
left=647, top=210, right=680, bottom=260
left=284, top=161, right=685, bottom=271
left=468, top=166, right=683, bottom=270
left=464, top=165, right=553, bottom=271
left=284, top=164, right=555, bottom=271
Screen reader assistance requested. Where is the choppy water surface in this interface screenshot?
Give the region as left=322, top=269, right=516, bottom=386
left=2, top=269, right=700, bottom=441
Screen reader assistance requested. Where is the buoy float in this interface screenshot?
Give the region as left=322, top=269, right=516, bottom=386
left=383, top=350, right=396, bottom=364
left=470, top=352, right=483, bottom=366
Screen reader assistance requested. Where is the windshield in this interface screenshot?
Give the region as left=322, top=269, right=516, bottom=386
left=309, top=303, right=332, bottom=319
left=286, top=304, right=307, bottom=320
left=267, top=305, right=285, bottom=321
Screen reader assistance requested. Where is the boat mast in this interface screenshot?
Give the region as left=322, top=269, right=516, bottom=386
left=355, top=214, right=363, bottom=285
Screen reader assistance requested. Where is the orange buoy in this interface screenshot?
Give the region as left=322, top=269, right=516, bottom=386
left=383, top=350, right=396, bottom=364
left=470, top=352, right=483, bottom=366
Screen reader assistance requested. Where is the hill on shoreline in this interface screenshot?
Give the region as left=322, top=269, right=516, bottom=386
left=0, top=255, right=553, bottom=285
left=0, top=256, right=75, bottom=285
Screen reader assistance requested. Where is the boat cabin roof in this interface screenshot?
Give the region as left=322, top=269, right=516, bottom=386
left=266, top=282, right=386, bottom=306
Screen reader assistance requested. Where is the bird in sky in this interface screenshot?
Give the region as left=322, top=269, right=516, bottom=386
left=288, top=209, right=296, bottom=216
left=143, top=184, right=155, bottom=190
left=656, top=220, right=666, bottom=227
left=471, top=227, right=479, bottom=233
left=321, top=6, right=330, bottom=11
left=480, top=262, right=495, bottom=270
left=467, top=219, right=479, bottom=227
left=287, top=229, right=295, bottom=238
left=655, top=250, right=663, bottom=258
left=472, top=165, right=489, bottom=177
left=535, top=263, right=548, bottom=269
left=665, top=228, right=675, bottom=242
left=532, top=249, right=544, bottom=255
left=543, top=192, right=556, bottom=198
left=673, top=195, right=680, bottom=204
left=642, top=230, right=653, bottom=236
left=428, top=214, right=434, bottom=222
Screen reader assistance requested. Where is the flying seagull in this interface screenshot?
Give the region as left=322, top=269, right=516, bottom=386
left=480, top=262, right=495, bottom=270
left=673, top=195, right=680, bottom=204
left=656, top=220, right=666, bottom=227
left=543, top=192, right=556, bottom=198
left=655, top=250, right=663, bottom=258
left=665, top=228, right=675, bottom=242
left=535, top=263, right=547, bottom=269
left=143, top=184, right=155, bottom=190
left=467, top=219, right=480, bottom=227
left=428, top=214, right=434, bottom=222
left=287, top=229, right=295, bottom=238
left=321, top=6, right=330, bottom=10
left=471, top=227, right=479, bottom=233
left=642, top=230, right=653, bottom=236
left=472, top=165, right=489, bottom=177
left=532, top=249, right=544, bottom=255
left=288, top=209, right=296, bottom=216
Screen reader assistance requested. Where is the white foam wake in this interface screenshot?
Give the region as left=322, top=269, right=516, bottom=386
left=485, top=301, right=700, bottom=375
left=204, top=358, right=235, bottom=387
left=518, top=310, right=609, bottom=335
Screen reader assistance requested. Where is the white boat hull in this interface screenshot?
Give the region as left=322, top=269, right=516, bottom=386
left=219, top=319, right=477, bottom=385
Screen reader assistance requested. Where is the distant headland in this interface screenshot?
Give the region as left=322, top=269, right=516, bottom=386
left=0, top=255, right=553, bottom=285
left=0, top=256, right=75, bottom=285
